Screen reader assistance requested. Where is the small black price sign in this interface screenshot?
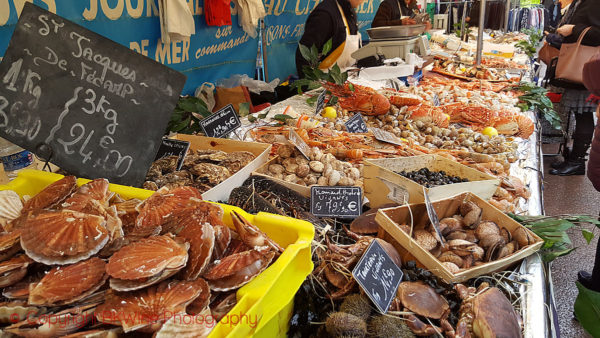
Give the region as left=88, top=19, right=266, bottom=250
left=154, top=139, right=190, bottom=170
left=370, top=127, right=405, bottom=146
left=315, top=89, right=327, bottom=115
left=200, top=104, right=241, bottom=138
left=423, top=188, right=445, bottom=244
left=352, top=239, right=403, bottom=313
left=310, top=186, right=362, bottom=218
left=345, top=113, right=368, bottom=133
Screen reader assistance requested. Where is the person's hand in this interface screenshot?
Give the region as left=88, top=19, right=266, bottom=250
left=557, top=24, right=575, bottom=37
left=402, top=18, right=417, bottom=25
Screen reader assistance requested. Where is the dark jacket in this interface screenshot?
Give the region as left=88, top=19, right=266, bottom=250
left=588, top=120, right=600, bottom=191
left=371, top=0, right=417, bottom=27
left=564, top=0, right=600, bottom=46
left=295, top=0, right=358, bottom=77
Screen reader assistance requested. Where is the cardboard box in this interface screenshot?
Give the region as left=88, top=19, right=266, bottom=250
left=375, top=192, right=543, bottom=283
left=174, top=134, right=271, bottom=202
left=363, top=154, right=500, bottom=208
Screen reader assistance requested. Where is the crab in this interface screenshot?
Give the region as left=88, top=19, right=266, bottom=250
left=391, top=281, right=455, bottom=336
left=454, top=282, right=523, bottom=338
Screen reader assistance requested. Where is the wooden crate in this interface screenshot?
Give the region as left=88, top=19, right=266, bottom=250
left=364, top=154, right=500, bottom=208
left=375, top=192, right=543, bottom=283
left=174, top=134, right=271, bottom=202
left=252, top=156, right=311, bottom=197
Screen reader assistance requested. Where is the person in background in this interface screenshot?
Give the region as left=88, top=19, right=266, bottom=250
left=295, top=0, right=367, bottom=78
left=579, top=55, right=600, bottom=292
left=371, top=0, right=418, bottom=27
left=549, top=0, right=600, bottom=175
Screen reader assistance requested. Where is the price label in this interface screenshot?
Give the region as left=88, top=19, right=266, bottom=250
left=154, top=139, right=190, bottom=170
left=288, top=129, right=311, bottom=159
left=370, top=127, right=405, bottom=146
left=423, top=188, right=445, bottom=244
left=315, top=89, right=327, bottom=115
left=200, top=104, right=241, bottom=138
left=310, top=186, right=362, bottom=218
left=378, top=176, right=409, bottom=205
left=433, top=94, right=440, bottom=106
left=345, top=113, right=368, bottom=133
left=0, top=3, right=185, bottom=186
left=352, top=239, right=403, bottom=314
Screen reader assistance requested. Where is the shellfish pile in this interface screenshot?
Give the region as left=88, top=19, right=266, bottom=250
left=403, top=200, right=537, bottom=273
left=262, top=145, right=363, bottom=188
left=0, top=176, right=282, bottom=336
left=144, top=149, right=256, bottom=192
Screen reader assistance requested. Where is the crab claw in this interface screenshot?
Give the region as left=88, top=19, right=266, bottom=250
left=230, top=210, right=283, bottom=253
left=405, top=311, right=443, bottom=336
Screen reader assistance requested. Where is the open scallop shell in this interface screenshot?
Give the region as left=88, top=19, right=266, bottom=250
left=161, top=199, right=225, bottom=235
left=95, top=280, right=204, bottom=332
left=61, top=327, right=123, bottom=338
left=0, top=255, right=33, bottom=288
left=62, top=179, right=111, bottom=210
left=106, top=235, right=189, bottom=280
left=22, top=176, right=77, bottom=213
left=113, top=199, right=141, bottom=234
left=20, top=210, right=109, bottom=265
left=203, top=248, right=276, bottom=292
left=179, top=223, right=215, bottom=280
left=212, top=225, right=231, bottom=261
left=28, top=257, right=107, bottom=306
left=186, top=278, right=211, bottom=316
left=135, top=186, right=202, bottom=232
left=0, top=301, right=42, bottom=324
left=5, top=303, right=97, bottom=337
left=0, top=190, right=23, bottom=222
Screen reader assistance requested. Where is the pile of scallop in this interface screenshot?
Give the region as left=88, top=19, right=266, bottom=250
left=0, top=176, right=282, bottom=336
left=401, top=200, right=537, bottom=273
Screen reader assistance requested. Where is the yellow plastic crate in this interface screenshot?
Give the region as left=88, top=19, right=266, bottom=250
left=0, top=170, right=314, bottom=337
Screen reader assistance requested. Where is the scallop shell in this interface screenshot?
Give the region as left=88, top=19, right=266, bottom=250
left=95, top=280, right=204, bottom=332
left=203, top=248, right=276, bottom=292
left=179, top=223, right=215, bottom=281
left=0, top=190, right=23, bottom=222
left=0, top=231, right=22, bottom=261
left=61, top=328, right=123, bottom=338
left=210, top=292, right=237, bottom=321
left=0, top=255, right=33, bottom=288
left=5, top=303, right=97, bottom=337
left=62, top=179, right=111, bottom=216
left=0, top=301, right=41, bottom=324
left=161, top=198, right=225, bottom=235
left=28, top=257, right=107, bottom=306
left=155, top=308, right=214, bottom=338
left=22, top=176, right=77, bottom=212
left=212, top=225, right=231, bottom=261
left=186, top=278, right=211, bottom=315
left=20, top=210, right=109, bottom=265
left=113, top=199, right=141, bottom=233
left=106, top=235, right=189, bottom=281
left=135, top=186, right=202, bottom=232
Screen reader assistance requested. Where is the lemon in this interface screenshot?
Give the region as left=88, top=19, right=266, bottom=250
left=321, top=106, right=337, bottom=119
left=482, top=127, right=499, bottom=137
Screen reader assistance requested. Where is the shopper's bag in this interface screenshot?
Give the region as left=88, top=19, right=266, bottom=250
left=556, top=27, right=600, bottom=84
left=538, top=42, right=560, bottom=65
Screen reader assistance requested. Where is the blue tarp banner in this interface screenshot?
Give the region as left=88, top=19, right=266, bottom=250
left=0, top=0, right=378, bottom=95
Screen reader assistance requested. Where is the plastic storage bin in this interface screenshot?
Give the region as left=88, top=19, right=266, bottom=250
left=0, top=170, right=314, bottom=337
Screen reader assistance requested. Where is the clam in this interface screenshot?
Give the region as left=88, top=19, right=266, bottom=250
left=439, top=251, right=463, bottom=268
left=448, top=239, right=477, bottom=257
left=460, top=201, right=482, bottom=228
left=475, top=221, right=500, bottom=240
left=440, top=217, right=462, bottom=234
left=414, top=230, right=438, bottom=251
left=500, top=227, right=512, bottom=243
left=513, top=227, right=536, bottom=247
left=442, top=261, right=461, bottom=273
left=28, top=257, right=107, bottom=306
left=462, top=254, right=475, bottom=268
left=446, top=230, right=467, bottom=241
left=472, top=245, right=485, bottom=261
left=479, top=234, right=505, bottom=250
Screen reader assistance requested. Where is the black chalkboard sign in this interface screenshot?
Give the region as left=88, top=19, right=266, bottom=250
left=315, top=89, right=327, bottom=115
left=310, top=186, right=362, bottom=218
left=154, top=139, right=190, bottom=171
left=352, top=239, right=404, bottom=313
left=345, top=113, right=368, bottom=133
left=200, top=104, right=241, bottom=138
left=0, top=3, right=186, bottom=187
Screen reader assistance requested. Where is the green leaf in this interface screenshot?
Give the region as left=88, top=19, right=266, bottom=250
left=272, top=114, right=295, bottom=123
left=258, top=112, right=268, bottom=119
left=298, top=43, right=312, bottom=62
left=329, top=96, right=338, bottom=105
left=582, top=229, right=595, bottom=244
left=310, top=45, right=319, bottom=63
left=543, top=247, right=576, bottom=262
left=574, top=282, right=600, bottom=337
left=306, top=95, right=318, bottom=106
left=248, top=115, right=257, bottom=123
left=238, top=102, right=250, bottom=117
left=173, top=116, right=191, bottom=132
left=322, top=39, right=332, bottom=56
